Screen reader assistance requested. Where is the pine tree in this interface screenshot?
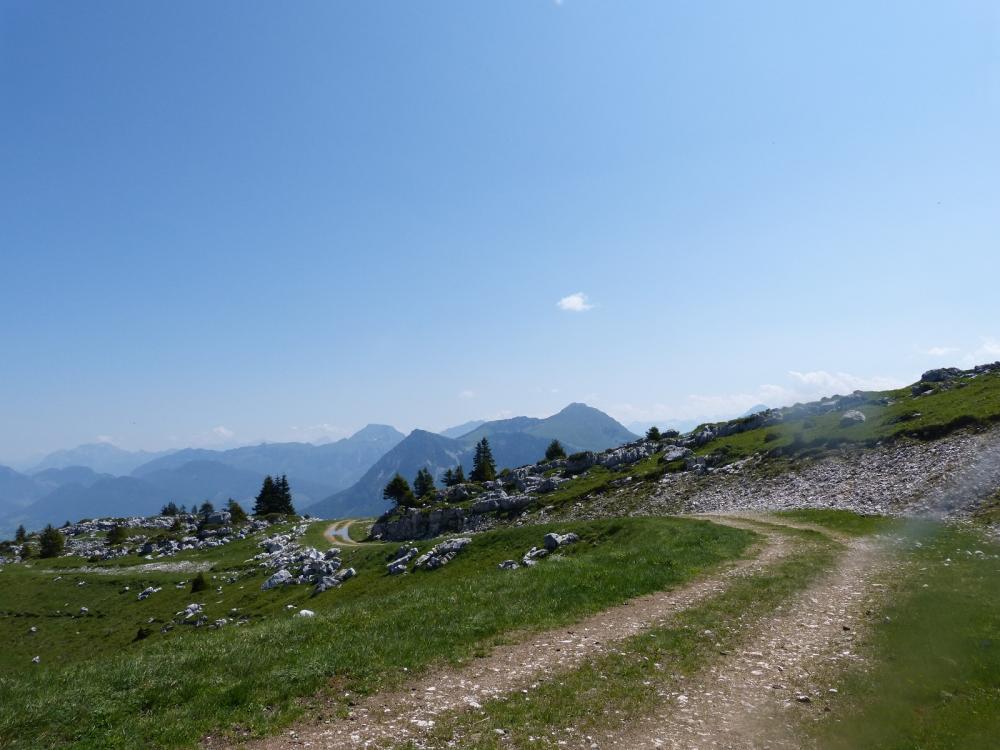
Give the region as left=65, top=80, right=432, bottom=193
left=38, top=524, right=65, bottom=558
left=545, top=439, right=566, bottom=460
left=470, top=438, right=496, bottom=482
left=442, top=468, right=454, bottom=487
left=227, top=499, right=248, bottom=524
left=160, top=502, right=179, bottom=516
left=454, top=464, right=465, bottom=484
left=254, top=475, right=277, bottom=515
left=645, top=426, right=661, bottom=441
left=106, top=525, right=127, bottom=546
left=199, top=501, right=215, bottom=516
left=383, top=473, right=416, bottom=508
left=413, top=468, right=435, bottom=498
left=275, top=475, right=296, bottom=514
left=14, top=525, right=26, bottom=544
left=190, top=572, right=207, bottom=593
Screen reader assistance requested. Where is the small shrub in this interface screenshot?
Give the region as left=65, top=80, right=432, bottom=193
left=190, top=573, right=207, bottom=593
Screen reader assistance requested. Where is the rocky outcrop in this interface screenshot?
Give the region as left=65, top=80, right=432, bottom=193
left=370, top=506, right=467, bottom=541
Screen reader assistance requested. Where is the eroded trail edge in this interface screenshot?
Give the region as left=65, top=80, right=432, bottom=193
left=234, top=517, right=801, bottom=750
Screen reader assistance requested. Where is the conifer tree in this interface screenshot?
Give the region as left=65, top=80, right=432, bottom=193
left=470, top=437, right=497, bottom=482
left=254, top=475, right=277, bottom=515
left=106, top=525, right=127, bottom=546
left=413, top=467, right=435, bottom=498
left=199, top=501, right=215, bottom=516
left=545, top=439, right=566, bottom=460
left=227, top=499, right=248, bottom=524
left=454, top=464, right=466, bottom=484
left=645, top=426, right=661, bottom=441
left=383, top=473, right=416, bottom=507
left=442, top=468, right=454, bottom=487
left=14, top=525, right=26, bottom=544
left=38, top=524, right=64, bottom=558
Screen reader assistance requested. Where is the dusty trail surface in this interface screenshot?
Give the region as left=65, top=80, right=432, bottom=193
left=600, top=533, right=896, bottom=749
left=323, top=520, right=363, bottom=547
left=234, top=517, right=801, bottom=750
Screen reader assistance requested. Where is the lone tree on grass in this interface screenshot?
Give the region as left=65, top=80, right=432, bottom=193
left=545, top=439, right=566, bottom=460
left=645, top=426, right=661, bottom=441
left=253, top=474, right=296, bottom=515
left=413, top=467, right=436, bottom=499
left=470, top=438, right=496, bottom=483
left=383, top=473, right=417, bottom=508
left=106, top=525, right=127, bottom=546
left=38, top=524, right=65, bottom=558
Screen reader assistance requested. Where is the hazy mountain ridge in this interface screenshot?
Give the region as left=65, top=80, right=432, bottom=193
left=309, top=403, right=637, bottom=519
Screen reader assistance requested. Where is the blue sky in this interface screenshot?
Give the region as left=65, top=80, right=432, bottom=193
left=1, top=1, right=998, bottom=462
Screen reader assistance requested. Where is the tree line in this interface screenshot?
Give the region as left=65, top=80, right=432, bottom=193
left=383, top=437, right=500, bottom=508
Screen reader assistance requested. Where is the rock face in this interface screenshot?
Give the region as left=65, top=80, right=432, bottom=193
left=840, top=410, right=867, bottom=427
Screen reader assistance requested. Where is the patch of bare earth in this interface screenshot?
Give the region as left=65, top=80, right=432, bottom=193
left=226, top=518, right=797, bottom=750
left=598, top=534, right=897, bottom=749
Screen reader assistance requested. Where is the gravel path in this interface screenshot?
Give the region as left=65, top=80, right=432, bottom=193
left=598, top=534, right=896, bottom=749
left=323, top=521, right=363, bottom=547
left=231, top=517, right=802, bottom=750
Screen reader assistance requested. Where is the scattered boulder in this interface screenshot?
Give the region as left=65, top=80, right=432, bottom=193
left=314, top=567, right=356, bottom=595
left=386, top=546, right=418, bottom=575
left=137, top=586, right=161, bottom=601
left=262, top=569, right=294, bottom=591
left=521, top=547, right=549, bottom=566
left=295, top=609, right=315, bottom=618
left=414, top=538, right=472, bottom=570
left=543, top=532, right=580, bottom=552
left=498, top=560, right=519, bottom=571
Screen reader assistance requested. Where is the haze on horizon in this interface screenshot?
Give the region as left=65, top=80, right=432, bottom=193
left=1, top=1, right=998, bottom=465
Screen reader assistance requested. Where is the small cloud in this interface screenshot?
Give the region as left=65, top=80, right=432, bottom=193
left=557, top=292, right=593, bottom=312
left=95, top=435, right=115, bottom=444
left=212, top=426, right=234, bottom=439
left=921, top=346, right=958, bottom=357
left=960, top=337, right=1000, bottom=367
left=458, top=390, right=477, bottom=400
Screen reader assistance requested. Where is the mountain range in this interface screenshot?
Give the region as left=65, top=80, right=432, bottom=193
left=0, top=405, right=636, bottom=535
left=308, top=403, right=637, bottom=519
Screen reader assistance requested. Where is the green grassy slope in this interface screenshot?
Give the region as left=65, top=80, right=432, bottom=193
left=809, top=522, right=1000, bottom=749
left=0, top=517, right=753, bottom=749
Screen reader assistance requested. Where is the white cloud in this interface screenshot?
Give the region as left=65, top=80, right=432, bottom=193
left=960, top=338, right=1000, bottom=367
left=557, top=292, right=593, bottom=312
left=921, top=346, right=958, bottom=357
left=611, top=369, right=906, bottom=425
left=95, top=435, right=116, bottom=444
left=211, top=425, right=234, bottom=439
left=458, top=389, right=477, bottom=400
